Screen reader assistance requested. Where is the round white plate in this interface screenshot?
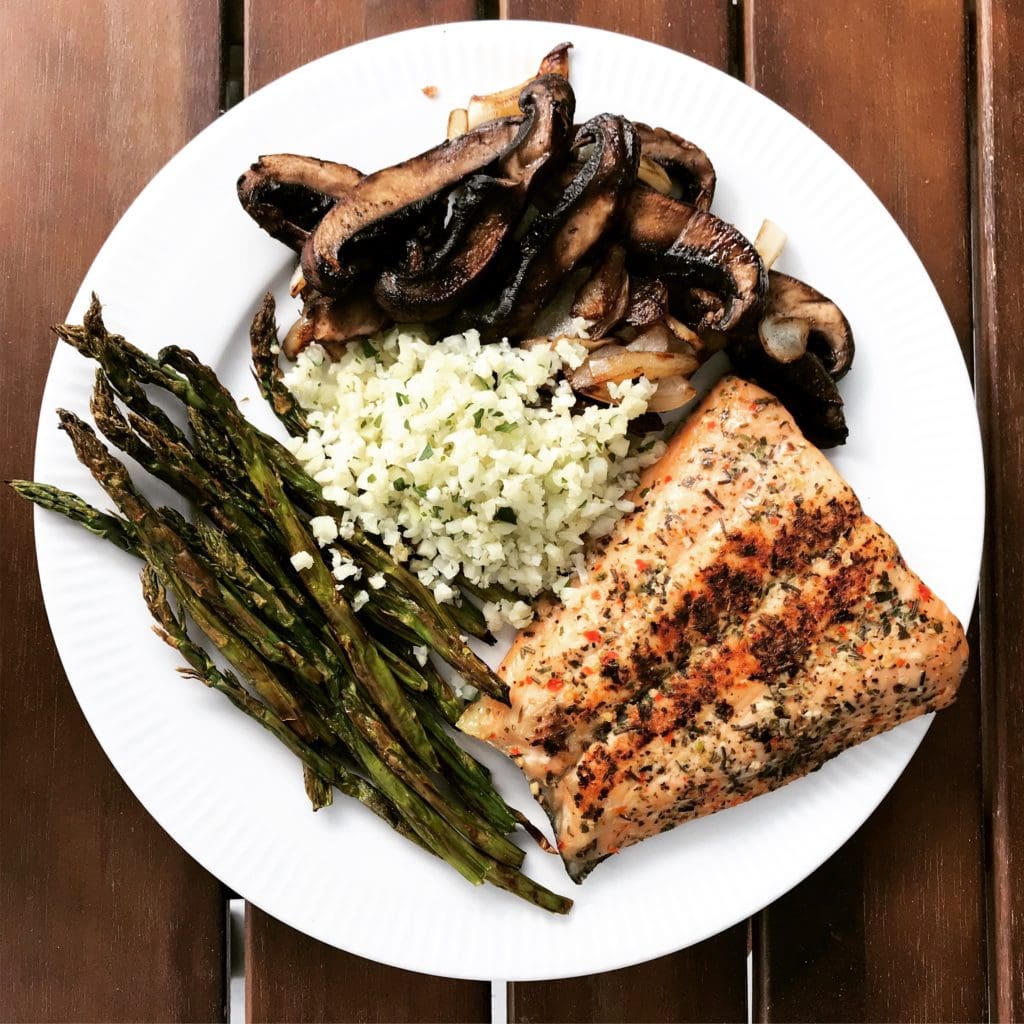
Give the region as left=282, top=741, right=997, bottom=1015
left=33, top=21, right=983, bottom=981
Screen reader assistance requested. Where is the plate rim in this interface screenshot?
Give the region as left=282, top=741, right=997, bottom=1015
left=32, top=18, right=984, bottom=981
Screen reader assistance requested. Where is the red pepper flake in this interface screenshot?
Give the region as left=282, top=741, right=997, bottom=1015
left=654, top=692, right=664, bottom=701
left=838, top=625, right=847, bottom=636
left=593, top=562, right=603, bottom=571
left=509, top=746, right=522, bottom=756
left=591, top=589, right=601, bottom=600
left=524, top=675, right=536, bottom=686
left=608, top=846, right=621, bottom=854
left=856, top=644, right=866, bottom=655
left=557, top=839, right=566, bottom=851
left=613, top=806, right=627, bottom=815
left=917, top=582, right=933, bottom=601
left=769, top=516, right=780, bottom=526
left=635, top=558, right=651, bottom=571
left=601, top=650, right=618, bottom=665
left=582, top=665, right=595, bottom=676
left=546, top=677, right=564, bottom=692
left=584, top=629, right=602, bottom=643
left=663, top=475, right=673, bottom=483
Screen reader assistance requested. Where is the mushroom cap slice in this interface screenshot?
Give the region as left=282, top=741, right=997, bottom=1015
left=302, top=116, right=523, bottom=295
left=471, top=113, right=640, bottom=336
left=634, top=123, right=716, bottom=211
left=623, top=277, right=670, bottom=329
left=729, top=339, right=848, bottom=447
left=763, top=271, right=854, bottom=379
left=570, top=244, right=630, bottom=337
left=237, top=154, right=363, bottom=252
left=283, top=291, right=389, bottom=360
left=373, top=75, right=576, bottom=322
left=622, top=187, right=768, bottom=332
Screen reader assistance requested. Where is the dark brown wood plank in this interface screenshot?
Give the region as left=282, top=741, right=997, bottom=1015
left=498, top=0, right=731, bottom=69
left=502, top=2, right=746, bottom=1020
left=245, top=908, right=491, bottom=1024
left=241, top=4, right=490, bottom=1021
left=244, top=0, right=476, bottom=96
left=0, top=1, right=226, bottom=1021
left=746, top=3, right=986, bottom=1021
left=975, top=0, right=1024, bottom=1019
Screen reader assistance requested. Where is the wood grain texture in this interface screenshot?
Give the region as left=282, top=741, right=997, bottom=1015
left=244, top=0, right=477, bottom=94
left=241, top=3, right=489, bottom=1021
left=507, top=943, right=749, bottom=1024
left=0, top=1, right=226, bottom=1021
left=499, top=0, right=730, bottom=69
left=245, top=908, right=491, bottom=1024
left=975, top=0, right=1024, bottom=1019
left=502, top=2, right=746, bottom=1019
left=746, top=3, right=986, bottom=1021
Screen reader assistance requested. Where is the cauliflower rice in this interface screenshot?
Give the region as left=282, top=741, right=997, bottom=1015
left=283, top=326, right=666, bottom=628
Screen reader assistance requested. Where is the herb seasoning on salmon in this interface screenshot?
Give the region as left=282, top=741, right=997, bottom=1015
left=458, top=376, right=968, bottom=881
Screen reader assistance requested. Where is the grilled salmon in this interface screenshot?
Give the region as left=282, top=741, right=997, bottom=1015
left=459, top=376, right=968, bottom=881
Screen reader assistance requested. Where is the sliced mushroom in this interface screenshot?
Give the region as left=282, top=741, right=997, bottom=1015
left=570, top=244, right=629, bottom=336
left=762, top=271, right=854, bottom=379
left=302, top=116, right=523, bottom=294
left=237, top=154, right=363, bottom=252
left=470, top=114, right=640, bottom=336
left=374, top=76, right=576, bottom=322
left=729, top=340, right=848, bottom=447
left=634, top=123, right=716, bottom=211
left=622, top=187, right=767, bottom=332
left=465, top=42, right=572, bottom=129
left=623, top=277, right=670, bottom=329
left=283, top=291, right=390, bottom=359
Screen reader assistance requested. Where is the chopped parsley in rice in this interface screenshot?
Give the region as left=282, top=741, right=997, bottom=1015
left=283, top=326, right=665, bottom=628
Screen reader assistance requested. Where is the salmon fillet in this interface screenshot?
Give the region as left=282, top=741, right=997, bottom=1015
left=459, top=376, right=968, bottom=881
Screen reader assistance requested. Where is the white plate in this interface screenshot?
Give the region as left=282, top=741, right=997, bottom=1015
left=33, top=21, right=984, bottom=981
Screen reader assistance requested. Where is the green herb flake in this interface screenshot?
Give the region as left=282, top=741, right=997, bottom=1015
left=494, top=421, right=517, bottom=433
left=393, top=478, right=407, bottom=491
left=472, top=409, right=485, bottom=428
left=360, top=340, right=376, bottom=359
left=395, top=392, right=409, bottom=406
left=418, top=443, right=434, bottom=461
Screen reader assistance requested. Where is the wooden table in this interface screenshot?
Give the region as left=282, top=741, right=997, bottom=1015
left=2, top=1, right=1021, bottom=1021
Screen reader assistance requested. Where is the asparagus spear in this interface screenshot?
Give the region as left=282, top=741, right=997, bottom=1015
left=32, top=299, right=574, bottom=910
left=249, top=292, right=309, bottom=438
left=141, top=566, right=427, bottom=841
left=157, top=344, right=438, bottom=767
left=10, top=480, right=136, bottom=553
left=14, top=433, right=571, bottom=912
left=65, top=297, right=506, bottom=690
left=57, top=410, right=319, bottom=738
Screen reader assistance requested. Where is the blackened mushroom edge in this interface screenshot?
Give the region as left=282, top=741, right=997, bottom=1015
left=760, top=271, right=855, bottom=379
left=469, top=113, right=641, bottom=337
left=302, top=117, right=524, bottom=295
left=237, top=154, right=363, bottom=252
left=621, top=186, right=767, bottom=332
left=373, top=75, right=576, bottom=323
left=634, top=123, right=716, bottom=211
